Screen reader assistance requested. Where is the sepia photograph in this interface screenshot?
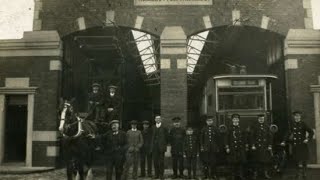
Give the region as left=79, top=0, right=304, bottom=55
left=0, top=0, right=320, bottom=179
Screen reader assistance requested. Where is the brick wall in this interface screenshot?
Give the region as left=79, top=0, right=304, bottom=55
left=285, top=55, right=320, bottom=163
left=39, top=0, right=305, bottom=37
left=0, top=57, right=61, bottom=131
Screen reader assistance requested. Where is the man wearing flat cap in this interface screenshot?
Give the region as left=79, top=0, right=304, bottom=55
left=140, top=120, right=153, bottom=178
left=281, top=111, right=314, bottom=178
left=122, top=120, right=143, bottom=180
left=105, top=85, right=121, bottom=124
left=101, top=120, right=127, bottom=180
left=87, top=83, right=105, bottom=124
left=169, top=117, right=185, bottom=178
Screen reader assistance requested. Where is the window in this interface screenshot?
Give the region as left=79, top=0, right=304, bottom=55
left=218, top=87, right=265, bottom=110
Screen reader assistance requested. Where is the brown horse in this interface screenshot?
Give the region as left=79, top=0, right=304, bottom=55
left=58, top=98, right=97, bottom=180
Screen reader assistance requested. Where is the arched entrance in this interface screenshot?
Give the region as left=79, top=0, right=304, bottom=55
left=187, top=26, right=287, bottom=132
left=61, top=26, right=160, bottom=129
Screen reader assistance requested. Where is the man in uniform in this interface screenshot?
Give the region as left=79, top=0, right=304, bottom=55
left=184, top=126, right=199, bottom=179
left=140, top=120, right=153, bottom=178
left=101, top=120, right=127, bottom=180
left=87, top=83, right=105, bottom=123
left=281, top=111, right=314, bottom=178
left=169, top=117, right=185, bottom=178
left=122, top=120, right=143, bottom=180
left=105, top=85, right=121, bottom=124
left=200, top=116, right=221, bottom=179
left=250, top=114, right=273, bottom=179
left=225, top=114, right=247, bottom=180
left=150, top=115, right=168, bottom=179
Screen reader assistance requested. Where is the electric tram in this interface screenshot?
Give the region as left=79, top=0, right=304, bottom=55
left=202, top=74, right=279, bottom=132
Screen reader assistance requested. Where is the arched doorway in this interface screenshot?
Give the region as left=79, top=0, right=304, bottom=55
left=61, top=26, right=160, bottom=129
left=187, top=26, right=287, bottom=133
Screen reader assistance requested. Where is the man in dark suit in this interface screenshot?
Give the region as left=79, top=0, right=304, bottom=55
left=150, top=115, right=168, bottom=179
left=200, top=116, right=221, bottom=179
left=281, top=111, right=314, bottom=178
left=101, top=120, right=127, bottom=180
left=140, top=120, right=153, bottom=178
left=250, top=114, right=273, bottom=179
left=169, top=117, right=185, bottom=178
left=225, top=114, right=247, bottom=180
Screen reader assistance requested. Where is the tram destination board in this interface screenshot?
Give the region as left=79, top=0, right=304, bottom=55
left=231, top=79, right=259, bottom=86
left=134, top=0, right=212, bottom=6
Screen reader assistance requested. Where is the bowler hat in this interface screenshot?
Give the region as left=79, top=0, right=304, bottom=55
left=108, top=85, right=118, bottom=89
left=257, top=114, right=265, bottom=117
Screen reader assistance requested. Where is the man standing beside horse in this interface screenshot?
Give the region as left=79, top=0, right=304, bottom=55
left=101, top=120, right=127, bottom=180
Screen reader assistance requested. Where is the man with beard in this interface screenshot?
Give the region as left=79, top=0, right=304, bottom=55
left=101, top=120, right=127, bottom=180
left=250, top=114, right=273, bottom=179
left=281, top=111, right=314, bottom=178
left=200, top=116, right=221, bottom=179
left=150, top=115, right=168, bottom=180
left=225, top=114, right=247, bottom=180
left=169, top=117, right=185, bottom=179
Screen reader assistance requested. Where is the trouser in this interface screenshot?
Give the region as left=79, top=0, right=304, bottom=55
left=202, top=151, right=217, bottom=178
left=153, top=148, right=165, bottom=177
left=186, top=156, right=197, bottom=177
left=105, top=155, right=124, bottom=180
left=231, top=163, right=244, bottom=178
left=140, top=150, right=152, bottom=176
left=122, top=151, right=140, bottom=180
left=172, top=154, right=184, bottom=176
left=252, top=162, right=270, bottom=178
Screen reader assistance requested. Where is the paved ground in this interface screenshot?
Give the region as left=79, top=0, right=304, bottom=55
left=1, top=167, right=320, bottom=180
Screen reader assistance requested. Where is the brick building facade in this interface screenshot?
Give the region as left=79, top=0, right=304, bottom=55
left=0, top=0, right=319, bottom=167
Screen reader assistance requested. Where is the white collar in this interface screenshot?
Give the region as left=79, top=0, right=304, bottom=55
left=132, top=128, right=137, bottom=131
left=156, top=122, right=161, bottom=128
left=113, top=131, right=118, bottom=135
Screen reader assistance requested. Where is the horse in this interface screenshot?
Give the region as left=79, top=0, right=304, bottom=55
left=58, top=98, right=97, bottom=180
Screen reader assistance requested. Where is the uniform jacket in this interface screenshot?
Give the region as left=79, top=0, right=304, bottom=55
left=184, top=132, right=199, bottom=157
left=169, top=127, right=185, bottom=155
left=200, top=125, right=221, bottom=153
left=150, top=124, right=168, bottom=153
left=250, top=122, right=273, bottom=162
left=226, top=125, right=247, bottom=163
left=285, top=121, right=314, bottom=161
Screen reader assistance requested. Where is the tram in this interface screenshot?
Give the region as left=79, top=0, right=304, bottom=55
left=202, top=74, right=278, bottom=132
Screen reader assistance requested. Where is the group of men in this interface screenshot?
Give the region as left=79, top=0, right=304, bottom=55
left=95, top=111, right=314, bottom=180
left=86, top=84, right=314, bottom=180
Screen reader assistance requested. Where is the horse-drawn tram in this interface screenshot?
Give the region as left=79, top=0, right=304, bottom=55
left=203, top=74, right=278, bottom=131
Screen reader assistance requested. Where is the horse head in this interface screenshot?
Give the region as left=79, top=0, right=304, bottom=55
left=58, top=98, right=97, bottom=138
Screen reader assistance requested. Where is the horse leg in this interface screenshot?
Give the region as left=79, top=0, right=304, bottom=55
left=66, top=161, right=74, bottom=180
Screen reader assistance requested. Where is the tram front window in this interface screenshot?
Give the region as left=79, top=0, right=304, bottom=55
left=218, top=87, right=264, bottom=110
